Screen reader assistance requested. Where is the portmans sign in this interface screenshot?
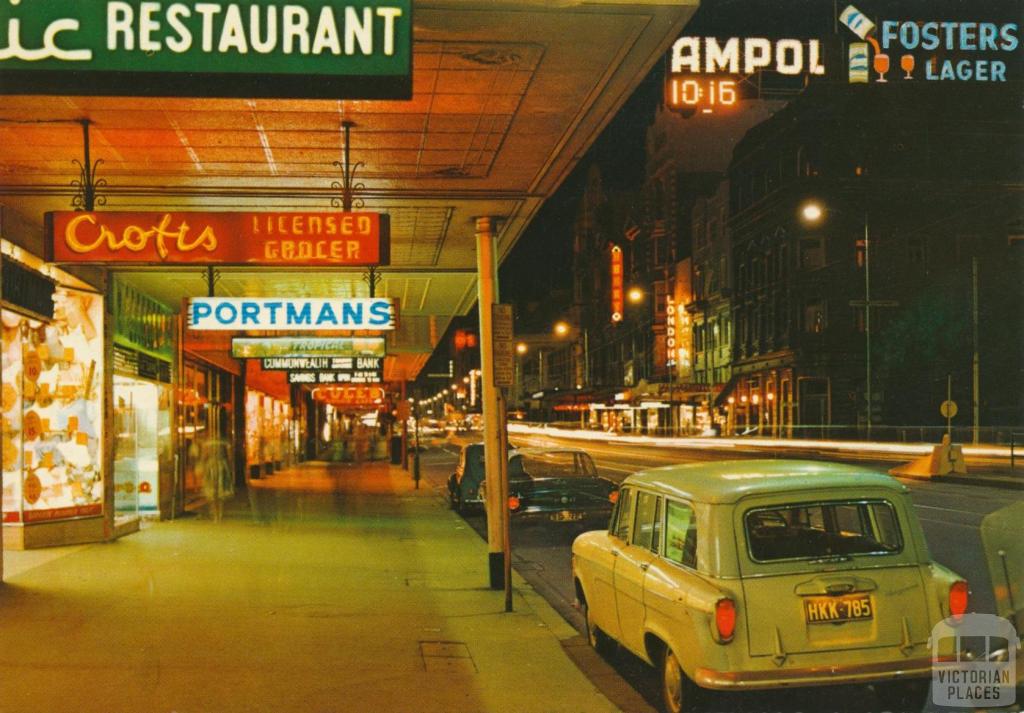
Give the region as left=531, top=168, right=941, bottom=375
left=0, top=0, right=412, bottom=98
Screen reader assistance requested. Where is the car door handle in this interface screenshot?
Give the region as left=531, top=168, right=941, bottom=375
left=611, top=550, right=620, bottom=557
left=639, top=563, right=649, bottom=571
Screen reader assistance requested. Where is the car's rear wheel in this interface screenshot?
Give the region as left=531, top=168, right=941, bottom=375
left=447, top=475, right=458, bottom=510
left=661, top=647, right=697, bottom=713
left=873, top=679, right=930, bottom=712
left=582, top=598, right=614, bottom=656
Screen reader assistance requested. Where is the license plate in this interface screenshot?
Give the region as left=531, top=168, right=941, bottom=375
left=803, top=594, right=873, bottom=624
left=551, top=510, right=584, bottom=522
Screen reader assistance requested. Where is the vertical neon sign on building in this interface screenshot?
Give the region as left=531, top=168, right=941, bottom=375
left=610, top=245, right=624, bottom=323
left=666, top=294, right=677, bottom=368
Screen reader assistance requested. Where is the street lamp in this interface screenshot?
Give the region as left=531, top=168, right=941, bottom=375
left=626, top=286, right=645, bottom=304
left=553, top=320, right=589, bottom=389
left=800, top=200, right=873, bottom=439
left=515, top=342, right=528, bottom=355
left=801, top=203, right=823, bottom=222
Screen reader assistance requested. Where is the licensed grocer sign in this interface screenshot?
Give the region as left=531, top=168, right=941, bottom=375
left=0, top=0, right=412, bottom=98
left=45, top=211, right=390, bottom=266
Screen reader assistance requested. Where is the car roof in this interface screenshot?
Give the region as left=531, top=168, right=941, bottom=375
left=462, top=444, right=588, bottom=458
left=623, top=459, right=908, bottom=504
left=509, top=447, right=589, bottom=457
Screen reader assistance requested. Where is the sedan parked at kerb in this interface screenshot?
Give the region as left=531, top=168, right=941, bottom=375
left=571, top=460, right=968, bottom=713
left=478, top=448, right=618, bottom=526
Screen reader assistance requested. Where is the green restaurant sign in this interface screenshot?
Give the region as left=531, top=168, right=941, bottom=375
left=0, top=0, right=412, bottom=98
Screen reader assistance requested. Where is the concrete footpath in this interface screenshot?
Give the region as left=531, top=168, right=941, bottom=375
left=0, top=461, right=621, bottom=713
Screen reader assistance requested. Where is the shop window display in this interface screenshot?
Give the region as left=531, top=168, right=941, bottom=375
left=2, top=289, right=104, bottom=524
left=113, top=376, right=171, bottom=516
left=245, top=390, right=294, bottom=476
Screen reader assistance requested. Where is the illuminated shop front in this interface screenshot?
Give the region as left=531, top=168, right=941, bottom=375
left=111, top=279, right=176, bottom=520
left=179, top=359, right=237, bottom=509
left=1, top=248, right=106, bottom=549
left=244, top=361, right=295, bottom=478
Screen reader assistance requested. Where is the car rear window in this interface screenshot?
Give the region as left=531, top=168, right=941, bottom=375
left=514, top=451, right=596, bottom=478
left=745, top=500, right=903, bottom=562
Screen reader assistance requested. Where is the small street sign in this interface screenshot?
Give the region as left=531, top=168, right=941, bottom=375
left=940, top=400, right=958, bottom=419
left=492, top=303, right=514, bottom=387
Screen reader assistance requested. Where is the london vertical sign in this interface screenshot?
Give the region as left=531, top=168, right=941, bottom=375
left=0, top=0, right=412, bottom=98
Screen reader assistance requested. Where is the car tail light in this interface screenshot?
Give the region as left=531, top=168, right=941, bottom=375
left=508, top=495, right=521, bottom=511
left=949, top=581, right=969, bottom=620
left=715, top=598, right=736, bottom=642
left=609, top=489, right=619, bottom=504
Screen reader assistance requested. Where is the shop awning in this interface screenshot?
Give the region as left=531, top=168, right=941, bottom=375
left=713, top=375, right=740, bottom=408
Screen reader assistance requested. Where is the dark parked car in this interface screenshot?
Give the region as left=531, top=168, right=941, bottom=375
left=447, top=442, right=487, bottom=514
left=480, top=447, right=617, bottom=525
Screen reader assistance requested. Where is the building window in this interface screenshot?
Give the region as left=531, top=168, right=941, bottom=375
left=855, top=306, right=866, bottom=333
left=800, top=238, right=825, bottom=270
left=804, top=300, right=826, bottom=333
left=855, top=238, right=866, bottom=268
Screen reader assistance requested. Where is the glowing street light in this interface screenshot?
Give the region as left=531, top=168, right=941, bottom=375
left=800, top=201, right=823, bottom=223
left=627, top=286, right=645, bottom=304
left=799, top=199, right=874, bottom=439
left=553, top=321, right=570, bottom=337
left=516, top=342, right=528, bottom=355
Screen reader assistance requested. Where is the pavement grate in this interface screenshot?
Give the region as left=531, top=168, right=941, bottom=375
left=419, top=640, right=478, bottom=673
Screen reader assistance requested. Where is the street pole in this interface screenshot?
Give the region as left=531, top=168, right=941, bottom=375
left=413, top=406, right=421, bottom=488
left=864, top=213, right=872, bottom=441
left=496, top=388, right=512, bottom=613
left=946, top=374, right=953, bottom=439
left=583, top=328, right=590, bottom=387
left=474, top=217, right=508, bottom=590
left=972, top=257, right=980, bottom=444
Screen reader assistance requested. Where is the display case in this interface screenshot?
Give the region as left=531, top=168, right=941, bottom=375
left=113, top=375, right=171, bottom=517
left=2, top=288, right=104, bottom=531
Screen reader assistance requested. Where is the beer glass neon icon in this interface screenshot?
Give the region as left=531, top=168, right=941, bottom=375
left=930, top=613, right=1018, bottom=708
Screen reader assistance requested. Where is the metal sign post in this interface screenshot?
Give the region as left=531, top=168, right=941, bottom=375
left=492, top=303, right=514, bottom=612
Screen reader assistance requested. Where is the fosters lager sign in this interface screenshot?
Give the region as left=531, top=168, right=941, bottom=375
left=0, top=0, right=412, bottom=98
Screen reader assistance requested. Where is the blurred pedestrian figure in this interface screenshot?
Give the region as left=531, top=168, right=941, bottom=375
left=353, top=422, right=370, bottom=464
left=202, top=407, right=234, bottom=522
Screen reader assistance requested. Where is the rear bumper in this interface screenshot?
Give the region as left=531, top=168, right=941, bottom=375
left=695, top=656, right=937, bottom=691
left=512, top=506, right=612, bottom=525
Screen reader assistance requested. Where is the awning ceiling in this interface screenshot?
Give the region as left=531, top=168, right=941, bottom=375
left=0, top=0, right=699, bottom=381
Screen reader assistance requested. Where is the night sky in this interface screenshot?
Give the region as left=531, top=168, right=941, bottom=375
left=498, top=0, right=1023, bottom=332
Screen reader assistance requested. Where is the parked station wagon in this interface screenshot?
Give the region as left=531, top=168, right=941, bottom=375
left=571, top=460, right=968, bottom=713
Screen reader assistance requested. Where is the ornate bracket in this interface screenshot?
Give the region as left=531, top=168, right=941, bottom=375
left=330, top=121, right=383, bottom=296
left=362, top=265, right=383, bottom=298
left=70, top=119, right=106, bottom=211
left=203, top=266, right=222, bottom=297
left=330, top=120, right=365, bottom=211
